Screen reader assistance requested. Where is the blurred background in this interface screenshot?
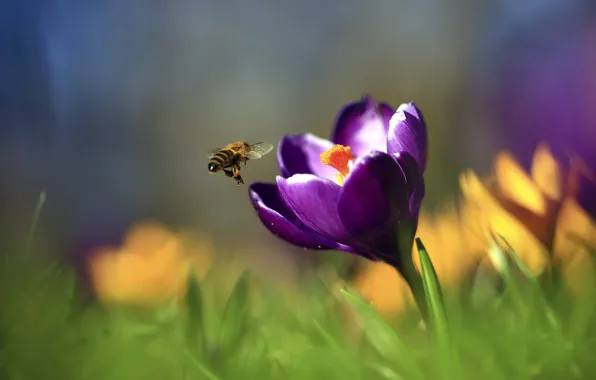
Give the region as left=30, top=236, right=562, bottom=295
left=1, top=0, right=595, bottom=280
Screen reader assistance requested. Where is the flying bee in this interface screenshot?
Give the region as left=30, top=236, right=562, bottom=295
left=207, top=141, right=274, bottom=185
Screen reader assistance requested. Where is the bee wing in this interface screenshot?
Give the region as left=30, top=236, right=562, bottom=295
left=244, top=142, right=274, bottom=160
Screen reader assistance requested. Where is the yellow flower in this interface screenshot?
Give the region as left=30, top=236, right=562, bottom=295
left=86, top=220, right=213, bottom=306
left=460, top=143, right=596, bottom=292
left=354, top=261, right=414, bottom=318
left=459, top=143, right=571, bottom=274
left=354, top=143, right=596, bottom=317
left=355, top=204, right=485, bottom=318
left=552, top=197, right=596, bottom=295
left=552, top=153, right=596, bottom=295
left=411, top=204, right=486, bottom=291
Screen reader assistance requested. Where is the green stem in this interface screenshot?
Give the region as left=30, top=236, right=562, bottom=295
left=390, top=222, right=430, bottom=323
left=386, top=255, right=429, bottom=324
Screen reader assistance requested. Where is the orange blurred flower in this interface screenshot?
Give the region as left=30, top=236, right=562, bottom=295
left=354, top=261, right=414, bottom=319
left=552, top=153, right=596, bottom=295
left=86, top=220, right=213, bottom=306
left=354, top=203, right=486, bottom=318
left=355, top=143, right=596, bottom=317
left=459, top=143, right=565, bottom=275
left=457, top=143, right=596, bottom=291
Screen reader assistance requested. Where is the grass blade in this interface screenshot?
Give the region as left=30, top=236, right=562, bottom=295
left=218, top=270, right=251, bottom=350
left=415, top=238, right=448, bottom=334
left=497, top=234, right=561, bottom=331
left=416, top=237, right=459, bottom=379
left=185, top=350, right=221, bottom=380
left=312, top=319, right=342, bottom=352
left=185, top=269, right=206, bottom=356
left=496, top=234, right=534, bottom=281
left=340, top=287, right=425, bottom=380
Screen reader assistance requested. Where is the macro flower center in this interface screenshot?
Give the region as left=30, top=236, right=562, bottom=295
left=320, top=144, right=355, bottom=185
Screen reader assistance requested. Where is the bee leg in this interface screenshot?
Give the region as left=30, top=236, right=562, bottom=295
left=223, top=168, right=234, bottom=178
left=232, top=166, right=244, bottom=185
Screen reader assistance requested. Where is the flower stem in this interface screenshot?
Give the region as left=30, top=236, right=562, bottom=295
left=385, top=255, right=429, bottom=323
left=390, top=224, right=430, bottom=323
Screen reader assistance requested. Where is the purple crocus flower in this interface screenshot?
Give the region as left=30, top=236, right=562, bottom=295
left=248, top=95, right=428, bottom=273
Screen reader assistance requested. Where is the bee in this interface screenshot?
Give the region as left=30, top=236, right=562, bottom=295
left=207, top=141, right=274, bottom=185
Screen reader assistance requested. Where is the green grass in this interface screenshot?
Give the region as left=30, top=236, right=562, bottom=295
left=1, top=239, right=596, bottom=380
left=2, top=192, right=596, bottom=379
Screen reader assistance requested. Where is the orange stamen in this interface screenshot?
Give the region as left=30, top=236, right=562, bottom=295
left=320, top=144, right=355, bottom=185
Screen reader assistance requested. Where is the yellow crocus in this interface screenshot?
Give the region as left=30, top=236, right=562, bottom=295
left=459, top=143, right=571, bottom=275
left=354, top=143, right=596, bottom=318
left=552, top=153, right=596, bottom=295
left=354, top=261, right=414, bottom=319
left=411, top=204, right=485, bottom=291
left=459, top=168, right=550, bottom=275
left=355, top=205, right=484, bottom=318
left=86, top=220, right=213, bottom=306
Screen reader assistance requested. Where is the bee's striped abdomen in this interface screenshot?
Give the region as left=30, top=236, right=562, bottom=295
left=208, top=149, right=235, bottom=173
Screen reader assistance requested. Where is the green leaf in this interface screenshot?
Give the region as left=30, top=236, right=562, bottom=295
left=218, top=270, right=251, bottom=350
left=184, top=269, right=206, bottom=355
left=487, top=236, right=514, bottom=282
left=497, top=234, right=561, bottom=332
left=416, top=237, right=459, bottom=379
left=415, top=238, right=448, bottom=332
left=185, top=350, right=222, bottom=380
left=365, top=362, right=405, bottom=380
left=497, top=236, right=580, bottom=373
left=312, top=319, right=342, bottom=352
left=496, top=234, right=535, bottom=281
left=340, top=288, right=425, bottom=380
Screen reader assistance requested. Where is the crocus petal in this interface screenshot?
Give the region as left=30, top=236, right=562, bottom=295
left=387, top=102, right=428, bottom=172
left=330, top=95, right=393, bottom=157
left=530, top=142, right=564, bottom=201
left=276, top=174, right=355, bottom=246
left=494, top=151, right=546, bottom=215
left=401, top=101, right=426, bottom=125
left=394, top=151, right=425, bottom=215
left=337, top=151, right=410, bottom=259
left=277, top=133, right=338, bottom=181
left=459, top=170, right=550, bottom=274
left=249, top=182, right=331, bottom=249
left=338, top=151, right=409, bottom=234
